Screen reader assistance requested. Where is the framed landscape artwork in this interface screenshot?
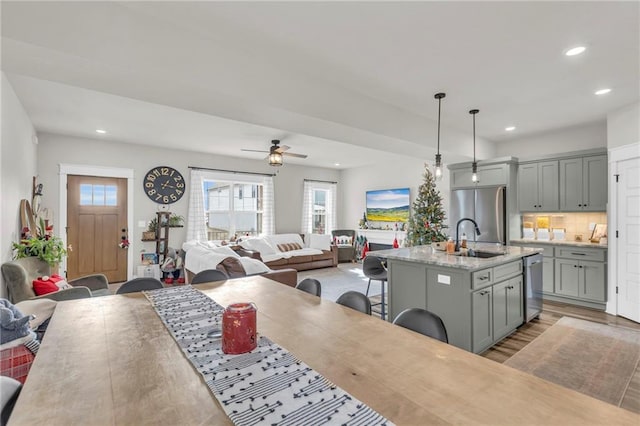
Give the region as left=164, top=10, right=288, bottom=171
left=366, top=188, right=410, bottom=222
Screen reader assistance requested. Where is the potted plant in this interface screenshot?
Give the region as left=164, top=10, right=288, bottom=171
left=168, top=214, right=184, bottom=227
left=12, top=219, right=68, bottom=267
left=143, top=218, right=158, bottom=240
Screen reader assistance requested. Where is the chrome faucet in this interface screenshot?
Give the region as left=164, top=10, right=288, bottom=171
left=455, top=218, right=481, bottom=252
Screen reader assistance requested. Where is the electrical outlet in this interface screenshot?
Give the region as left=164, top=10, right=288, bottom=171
left=589, top=222, right=596, bottom=231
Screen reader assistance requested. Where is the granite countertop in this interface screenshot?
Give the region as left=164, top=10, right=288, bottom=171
left=372, top=245, right=543, bottom=271
left=510, top=238, right=608, bottom=249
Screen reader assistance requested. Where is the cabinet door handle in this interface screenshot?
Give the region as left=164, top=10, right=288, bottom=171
left=579, top=265, right=583, bottom=269
left=480, top=291, right=489, bottom=296
left=478, top=276, right=489, bottom=281
left=571, top=253, right=586, bottom=256
left=574, top=265, right=578, bottom=268
left=507, top=285, right=514, bottom=289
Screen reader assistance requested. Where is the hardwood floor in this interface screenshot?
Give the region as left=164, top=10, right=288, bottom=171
left=481, top=300, right=640, bottom=414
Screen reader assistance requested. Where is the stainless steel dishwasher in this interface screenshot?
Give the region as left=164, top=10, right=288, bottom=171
left=523, top=253, right=543, bottom=322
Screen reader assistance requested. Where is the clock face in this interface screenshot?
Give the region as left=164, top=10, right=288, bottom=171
left=143, top=166, right=185, bottom=204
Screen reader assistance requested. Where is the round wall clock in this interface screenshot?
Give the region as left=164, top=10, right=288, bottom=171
left=143, top=166, right=185, bottom=204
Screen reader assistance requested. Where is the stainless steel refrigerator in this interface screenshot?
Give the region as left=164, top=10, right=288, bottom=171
left=449, top=186, right=506, bottom=244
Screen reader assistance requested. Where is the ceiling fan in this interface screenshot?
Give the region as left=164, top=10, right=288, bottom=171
left=241, top=140, right=308, bottom=167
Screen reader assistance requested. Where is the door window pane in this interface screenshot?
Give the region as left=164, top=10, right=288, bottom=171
left=80, top=183, right=118, bottom=206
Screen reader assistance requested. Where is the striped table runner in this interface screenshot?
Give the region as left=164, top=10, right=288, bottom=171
left=145, top=286, right=392, bottom=426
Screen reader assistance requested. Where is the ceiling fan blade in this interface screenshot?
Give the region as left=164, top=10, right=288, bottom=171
left=241, top=148, right=269, bottom=153
left=282, top=152, right=308, bottom=159
left=274, top=144, right=291, bottom=153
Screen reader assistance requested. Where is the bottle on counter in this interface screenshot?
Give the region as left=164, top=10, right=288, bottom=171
left=461, top=233, right=468, bottom=249
left=446, top=237, right=455, bottom=254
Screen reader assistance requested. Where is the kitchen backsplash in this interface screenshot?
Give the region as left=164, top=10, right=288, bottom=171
left=521, top=212, right=607, bottom=241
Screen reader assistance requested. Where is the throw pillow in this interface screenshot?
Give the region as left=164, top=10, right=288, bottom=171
left=240, top=238, right=277, bottom=255
left=309, top=234, right=332, bottom=251
left=277, top=242, right=303, bottom=252
left=32, top=277, right=60, bottom=296
left=32, top=274, right=71, bottom=296
left=336, top=235, right=354, bottom=247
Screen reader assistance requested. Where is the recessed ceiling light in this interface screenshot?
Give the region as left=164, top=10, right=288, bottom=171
left=594, top=88, right=611, bottom=96
left=96, top=129, right=107, bottom=134
left=565, top=46, right=586, bottom=56
left=505, top=126, right=516, bottom=132
left=334, top=163, right=340, bottom=167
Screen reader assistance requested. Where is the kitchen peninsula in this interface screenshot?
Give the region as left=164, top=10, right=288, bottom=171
left=374, top=245, right=543, bottom=353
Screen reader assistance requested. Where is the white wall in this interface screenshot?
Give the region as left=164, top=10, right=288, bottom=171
left=1, top=73, right=38, bottom=298
left=36, top=133, right=339, bottom=260
left=340, top=157, right=452, bottom=234
left=607, top=102, right=640, bottom=149
left=494, top=121, right=607, bottom=159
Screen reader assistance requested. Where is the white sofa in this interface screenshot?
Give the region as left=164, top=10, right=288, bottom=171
left=238, top=233, right=338, bottom=271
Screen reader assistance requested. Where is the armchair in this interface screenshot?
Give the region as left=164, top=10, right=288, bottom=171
left=1, top=258, right=111, bottom=304
left=331, top=229, right=357, bottom=263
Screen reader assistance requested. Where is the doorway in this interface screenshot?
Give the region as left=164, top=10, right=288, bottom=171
left=608, top=145, right=640, bottom=323
left=67, top=175, right=128, bottom=282
left=59, top=164, right=134, bottom=283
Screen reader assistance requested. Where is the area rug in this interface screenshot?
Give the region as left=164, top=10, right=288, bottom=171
left=504, top=316, right=640, bottom=407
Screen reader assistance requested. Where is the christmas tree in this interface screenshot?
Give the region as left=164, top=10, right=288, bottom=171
left=406, top=165, right=448, bottom=246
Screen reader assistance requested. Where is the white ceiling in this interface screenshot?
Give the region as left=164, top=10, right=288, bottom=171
left=2, top=1, right=638, bottom=168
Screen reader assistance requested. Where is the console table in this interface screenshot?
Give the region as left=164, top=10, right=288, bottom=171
left=358, top=229, right=406, bottom=247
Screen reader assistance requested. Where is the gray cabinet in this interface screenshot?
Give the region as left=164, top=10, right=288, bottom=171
left=388, top=258, right=524, bottom=354
left=493, top=276, right=523, bottom=342
left=542, top=257, right=554, bottom=293
left=472, top=287, right=493, bottom=353
left=518, top=161, right=559, bottom=211
left=511, top=242, right=607, bottom=309
left=451, top=163, right=508, bottom=189
left=555, top=258, right=580, bottom=297
left=388, top=260, right=427, bottom=320
left=559, top=155, right=607, bottom=211
left=554, top=259, right=606, bottom=302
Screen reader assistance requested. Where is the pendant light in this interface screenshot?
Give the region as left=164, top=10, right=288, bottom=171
left=469, top=109, right=479, bottom=182
left=433, top=92, right=446, bottom=181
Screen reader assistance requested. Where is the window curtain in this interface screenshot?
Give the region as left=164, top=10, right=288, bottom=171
left=186, top=169, right=275, bottom=241
left=186, top=169, right=207, bottom=241
left=301, top=181, right=314, bottom=234
left=301, top=181, right=337, bottom=235
left=262, top=176, right=275, bottom=236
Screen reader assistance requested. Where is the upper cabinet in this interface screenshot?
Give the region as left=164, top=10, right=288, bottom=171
left=517, top=161, right=559, bottom=212
left=449, top=158, right=517, bottom=189
left=559, top=155, right=607, bottom=211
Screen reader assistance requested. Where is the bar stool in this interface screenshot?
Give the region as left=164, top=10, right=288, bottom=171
left=363, top=255, right=387, bottom=320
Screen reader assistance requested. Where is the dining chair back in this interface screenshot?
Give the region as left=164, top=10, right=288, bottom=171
left=295, top=278, right=322, bottom=297
left=392, top=308, right=448, bottom=343
left=336, top=291, right=372, bottom=315
left=362, top=255, right=388, bottom=319
left=116, top=277, right=163, bottom=295
left=191, top=269, right=228, bottom=284
left=1, top=376, right=22, bottom=425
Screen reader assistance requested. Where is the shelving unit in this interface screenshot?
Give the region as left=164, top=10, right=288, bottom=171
left=155, top=211, right=171, bottom=265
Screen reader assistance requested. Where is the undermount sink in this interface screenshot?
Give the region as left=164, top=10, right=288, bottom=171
left=455, top=250, right=505, bottom=259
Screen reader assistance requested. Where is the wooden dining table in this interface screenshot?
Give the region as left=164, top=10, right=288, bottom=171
left=9, top=275, right=639, bottom=425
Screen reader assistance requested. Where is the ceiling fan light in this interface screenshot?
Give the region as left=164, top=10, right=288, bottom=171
left=268, top=151, right=283, bottom=167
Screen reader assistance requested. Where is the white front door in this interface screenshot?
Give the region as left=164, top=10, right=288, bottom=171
left=617, top=157, right=640, bottom=323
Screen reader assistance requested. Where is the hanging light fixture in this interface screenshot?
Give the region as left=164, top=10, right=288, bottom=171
left=433, top=92, right=446, bottom=181
left=469, top=109, right=479, bottom=182
left=268, top=151, right=283, bottom=167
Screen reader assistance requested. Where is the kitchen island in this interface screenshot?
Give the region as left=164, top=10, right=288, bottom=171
left=372, top=245, right=543, bottom=353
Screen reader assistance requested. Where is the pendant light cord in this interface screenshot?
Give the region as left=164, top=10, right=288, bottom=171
left=437, top=97, right=441, bottom=155
left=472, top=112, right=476, bottom=163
